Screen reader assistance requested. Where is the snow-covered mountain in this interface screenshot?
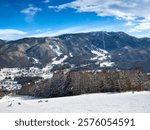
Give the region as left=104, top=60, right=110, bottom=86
left=0, top=31, right=150, bottom=72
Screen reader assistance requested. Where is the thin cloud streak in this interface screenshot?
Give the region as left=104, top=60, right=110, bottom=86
left=48, top=0, right=150, bottom=32
left=21, top=4, right=42, bottom=22
left=0, top=29, right=27, bottom=40
left=28, top=25, right=124, bottom=38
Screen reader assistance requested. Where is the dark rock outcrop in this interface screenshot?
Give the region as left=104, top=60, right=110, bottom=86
left=0, top=90, right=5, bottom=99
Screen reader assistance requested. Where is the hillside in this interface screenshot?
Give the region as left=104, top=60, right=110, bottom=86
left=0, top=91, right=150, bottom=113
left=0, top=31, right=150, bottom=71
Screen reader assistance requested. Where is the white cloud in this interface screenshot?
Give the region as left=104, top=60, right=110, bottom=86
left=21, top=4, right=42, bottom=22
left=129, top=18, right=150, bottom=32
left=0, top=29, right=27, bottom=40
left=28, top=26, right=99, bottom=37
left=28, top=25, right=119, bottom=38
left=48, top=0, right=150, bottom=32
left=43, top=0, right=50, bottom=3
left=0, top=25, right=117, bottom=40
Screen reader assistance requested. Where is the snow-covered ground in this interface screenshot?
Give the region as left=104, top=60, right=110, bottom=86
left=0, top=91, right=150, bottom=113
left=91, top=49, right=115, bottom=67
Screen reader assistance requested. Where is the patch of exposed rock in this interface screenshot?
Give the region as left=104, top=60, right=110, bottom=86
left=0, top=90, right=5, bottom=99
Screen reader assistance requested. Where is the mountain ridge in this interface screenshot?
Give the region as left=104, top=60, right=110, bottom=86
left=0, top=31, right=150, bottom=72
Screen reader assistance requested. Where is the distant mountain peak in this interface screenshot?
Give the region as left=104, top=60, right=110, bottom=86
left=0, top=31, right=150, bottom=72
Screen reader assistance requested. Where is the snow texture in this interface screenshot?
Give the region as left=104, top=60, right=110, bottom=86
left=51, top=55, right=68, bottom=65
left=32, top=57, right=40, bottom=64
left=91, top=49, right=108, bottom=61
left=0, top=91, right=150, bottom=113
left=91, top=49, right=114, bottom=67
left=42, top=55, right=68, bottom=71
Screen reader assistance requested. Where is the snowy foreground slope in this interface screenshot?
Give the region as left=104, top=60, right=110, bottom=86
left=0, top=91, right=150, bottom=113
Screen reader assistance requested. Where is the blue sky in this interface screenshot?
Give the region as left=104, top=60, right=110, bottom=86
left=0, top=0, right=150, bottom=40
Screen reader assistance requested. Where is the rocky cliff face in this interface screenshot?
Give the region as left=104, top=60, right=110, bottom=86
left=0, top=31, right=150, bottom=71
left=18, top=70, right=150, bottom=98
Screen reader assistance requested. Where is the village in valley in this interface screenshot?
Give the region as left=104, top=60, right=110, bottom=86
left=0, top=67, right=53, bottom=92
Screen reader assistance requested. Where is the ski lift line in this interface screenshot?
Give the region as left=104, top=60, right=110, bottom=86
left=102, top=32, right=106, bottom=50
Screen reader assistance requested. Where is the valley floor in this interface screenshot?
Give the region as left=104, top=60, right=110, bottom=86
left=0, top=91, right=150, bottom=113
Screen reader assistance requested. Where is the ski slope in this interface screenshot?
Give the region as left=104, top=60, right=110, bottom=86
left=0, top=91, right=150, bottom=113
